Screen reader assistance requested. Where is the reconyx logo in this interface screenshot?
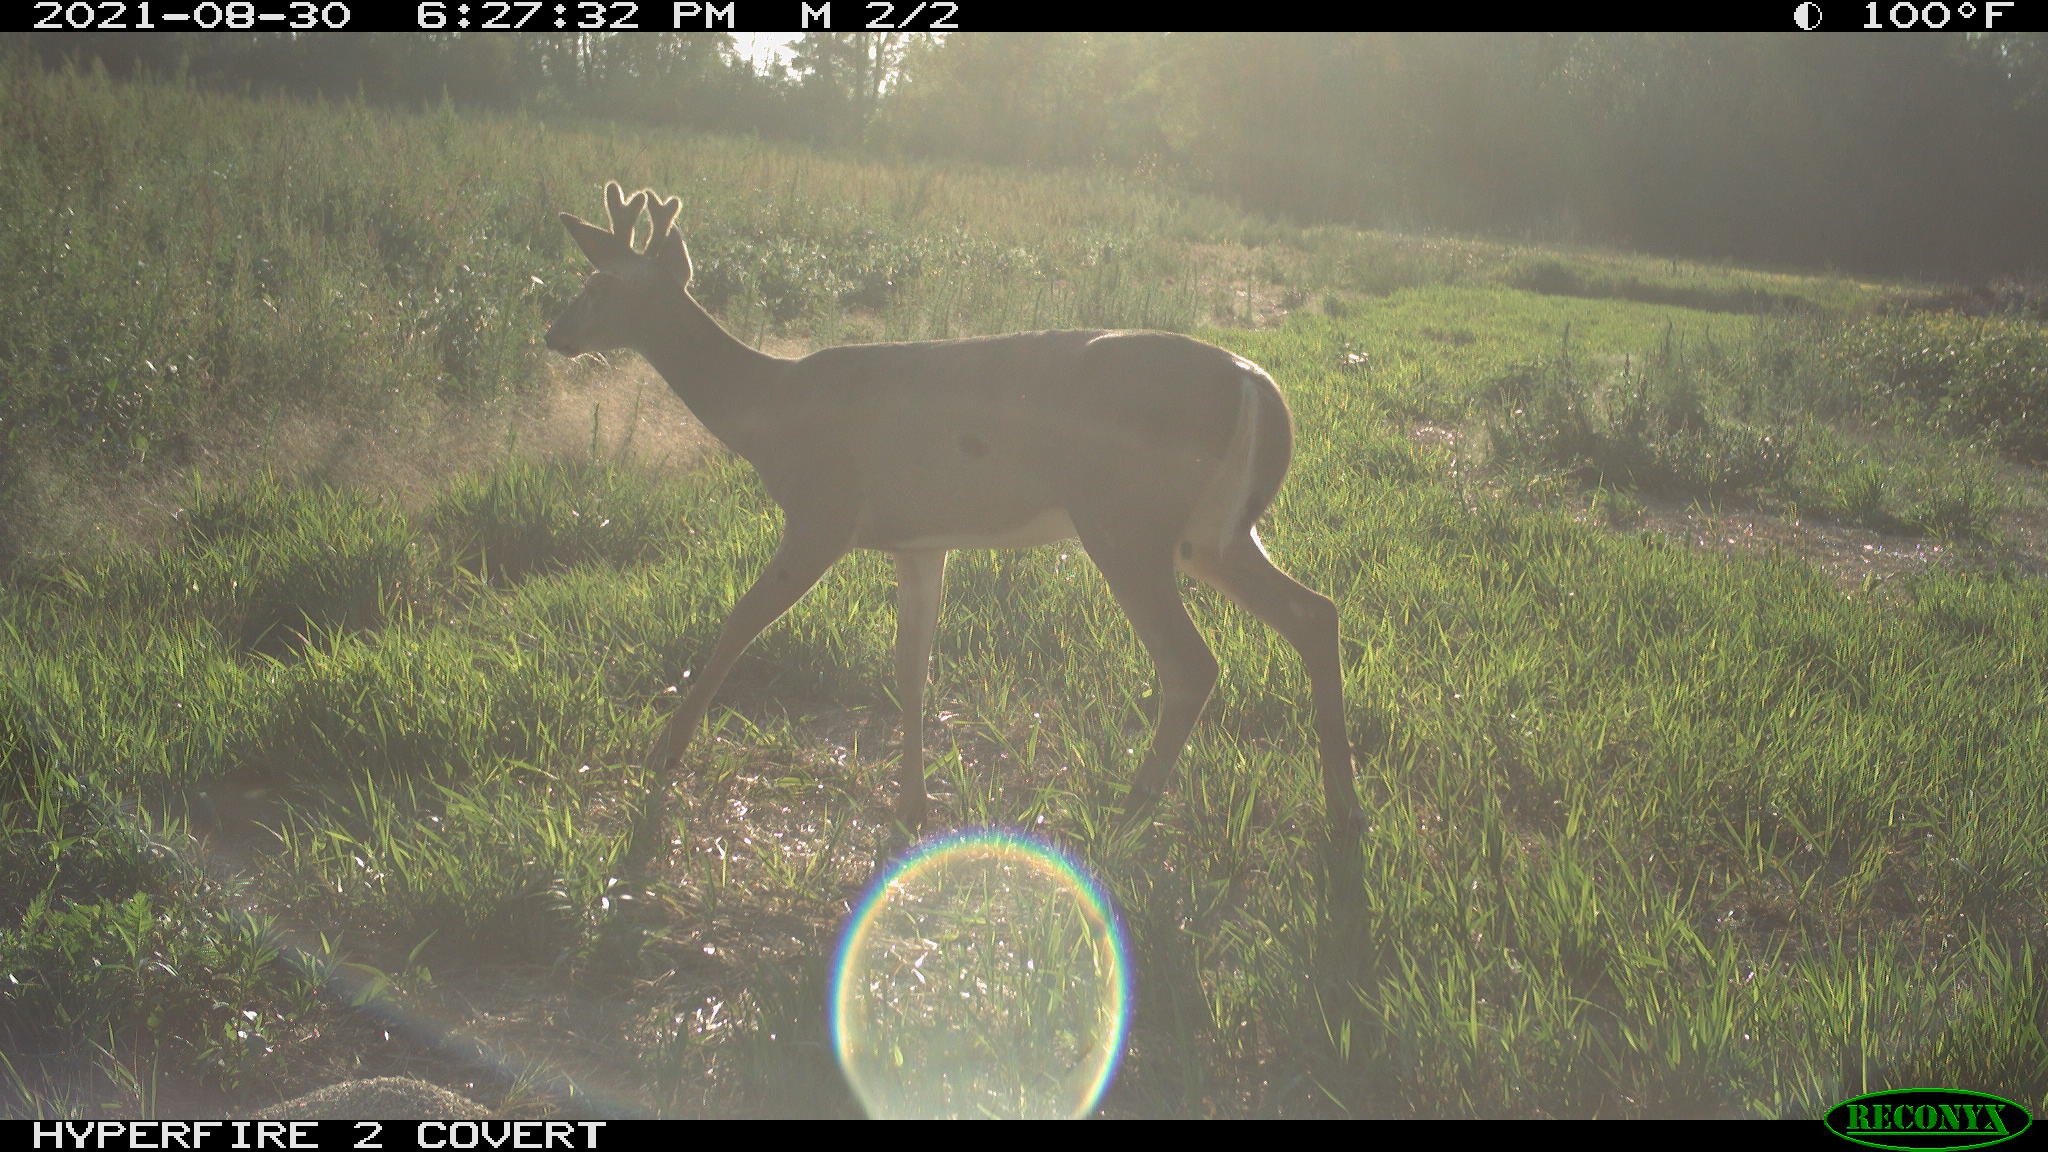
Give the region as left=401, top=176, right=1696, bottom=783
left=1825, top=1090, right=2033, bottom=1151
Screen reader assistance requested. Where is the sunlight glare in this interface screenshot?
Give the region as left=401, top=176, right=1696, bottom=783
left=831, top=831, right=1131, bottom=1120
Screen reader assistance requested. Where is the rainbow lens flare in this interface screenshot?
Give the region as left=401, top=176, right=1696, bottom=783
left=831, top=830, right=1131, bottom=1119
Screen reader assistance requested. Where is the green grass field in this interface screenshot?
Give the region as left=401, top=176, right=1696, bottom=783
left=3, top=56, right=2045, bottom=1119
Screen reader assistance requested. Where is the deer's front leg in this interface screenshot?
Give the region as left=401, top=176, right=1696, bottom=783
left=891, top=549, right=949, bottom=833
left=626, top=521, right=850, bottom=867
left=646, top=521, right=852, bottom=776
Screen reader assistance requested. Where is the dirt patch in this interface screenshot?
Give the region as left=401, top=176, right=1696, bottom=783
left=1601, top=494, right=1954, bottom=590
left=250, top=1077, right=490, bottom=1120
left=1186, top=243, right=1300, bottom=330
left=1411, top=423, right=1459, bottom=453
left=1570, top=485, right=2048, bottom=593
left=1412, top=422, right=2048, bottom=591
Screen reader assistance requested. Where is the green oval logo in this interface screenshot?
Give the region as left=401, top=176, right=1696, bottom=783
left=1825, top=1089, right=2033, bottom=1151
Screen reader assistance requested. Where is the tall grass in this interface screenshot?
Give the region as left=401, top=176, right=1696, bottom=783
left=0, top=52, right=1291, bottom=483
left=9, top=405, right=2045, bottom=1117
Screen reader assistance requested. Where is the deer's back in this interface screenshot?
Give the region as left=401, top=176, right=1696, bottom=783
left=760, top=329, right=1272, bottom=551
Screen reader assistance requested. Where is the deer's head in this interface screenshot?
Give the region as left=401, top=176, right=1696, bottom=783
left=545, top=181, right=695, bottom=356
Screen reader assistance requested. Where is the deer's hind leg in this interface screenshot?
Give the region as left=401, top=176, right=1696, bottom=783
left=1181, top=530, right=1359, bottom=834
left=1075, top=522, right=1220, bottom=818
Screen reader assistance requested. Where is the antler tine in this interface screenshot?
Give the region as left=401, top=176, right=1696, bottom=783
left=604, top=181, right=649, bottom=244
left=603, top=182, right=628, bottom=231
left=648, top=194, right=681, bottom=244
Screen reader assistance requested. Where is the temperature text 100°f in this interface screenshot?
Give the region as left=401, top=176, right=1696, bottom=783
left=1864, top=0, right=2014, bottom=27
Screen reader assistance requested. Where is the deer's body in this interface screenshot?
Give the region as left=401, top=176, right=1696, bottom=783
left=546, top=183, right=1358, bottom=854
left=704, top=330, right=1278, bottom=554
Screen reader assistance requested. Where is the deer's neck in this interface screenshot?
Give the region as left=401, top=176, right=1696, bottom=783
left=638, top=295, right=788, bottom=455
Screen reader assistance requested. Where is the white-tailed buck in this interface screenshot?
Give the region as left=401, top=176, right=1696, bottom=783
left=546, top=182, right=1359, bottom=854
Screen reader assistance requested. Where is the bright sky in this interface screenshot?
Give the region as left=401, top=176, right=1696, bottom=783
left=734, top=33, right=801, bottom=67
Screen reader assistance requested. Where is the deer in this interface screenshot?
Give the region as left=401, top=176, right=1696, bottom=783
left=544, top=182, right=1360, bottom=862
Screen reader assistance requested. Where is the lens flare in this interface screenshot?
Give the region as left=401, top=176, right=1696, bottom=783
left=831, top=830, right=1130, bottom=1119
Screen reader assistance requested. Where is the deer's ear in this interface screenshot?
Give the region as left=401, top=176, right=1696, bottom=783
left=654, top=226, right=694, bottom=287
left=563, top=213, right=627, bottom=268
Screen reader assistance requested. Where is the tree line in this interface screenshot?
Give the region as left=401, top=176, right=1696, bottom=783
left=26, top=31, right=2048, bottom=279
